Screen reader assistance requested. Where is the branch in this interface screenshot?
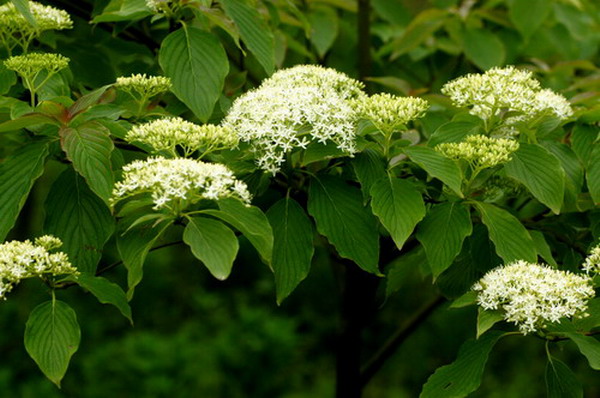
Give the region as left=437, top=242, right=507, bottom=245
left=360, top=295, right=446, bottom=387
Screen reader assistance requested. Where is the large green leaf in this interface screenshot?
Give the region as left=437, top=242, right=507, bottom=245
left=219, top=0, right=275, bottom=75
left=92, top=0, right=151, bottom=23
left=571, top=124, right=597, bottom=167
left=566, top=333, right=600, bottom=370
left=476, top=308, right=504, bottom=338
left=73, top=273, right=132, bottom=323
left=0, top=113, right=58, bottom=132
left=573, top=298, right=600, bottom=332
left=308, top=175, right=380, bottom=274
left=588, top=142, right=600, bottom=205
left=463, top=27, right=505, bottom=70
left=473, top=202, right=537, bottom=263
left=308, top=5, right=339, bottom=58
left=417, top=202, right=472, bottom=278
left=504, top=143, right=565, bottom=214
left=370, top=176, right=425, bottom=250
left=545, top=357, right=583, bottom=398
left=266, top=197, right=315, bottom=304
left=159, top=26, right=229, bottom=122
left=529, top=230, right=557, bottom=267
left=24, top=300, right=80, bottom=387
left=45, top=169, right=114, bottom=273
left=0, top=140, right=49, bottom=241
left=403, top=146, right=463, bottom=196
left=117, top=221, right=171, bottom=299
left=202, top=198, right=273, bottom=264
left=420, top=331, right=504, bottom=398
left=60, top=122, right=114, bottom=204
left=352, top=149, right=387, bottom=200
left=183, top=216, right=239, bottom=280
left=428, top=121, right=482, bottom=147
left=389, top=9, right=448, bottom=59
left=509, top=0, right=551, bottom=39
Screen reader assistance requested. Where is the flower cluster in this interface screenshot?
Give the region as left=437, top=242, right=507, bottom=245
left=352, top=93, right=429, bottom=134
left=0, top=2, right=72, bottom=53
left=0, top=236, right=77, bottom=299
left=472, top=260, right=595, bottom=335
left=223, top=65, right=365, bottom=173
left=112, top=157, right=251, bottom=211
left=4, top=53, right=70, bottom=77
left=126, top=117, right=237, bottom=157
left=442, top=66, right=573, bottom=135
left=583, top=244, right=600, bottom=275
left=146, top=0, right=181, bottom=14
left=115, top=74, right=172, bottom=100
left=435, top=134, right=519, bottom=169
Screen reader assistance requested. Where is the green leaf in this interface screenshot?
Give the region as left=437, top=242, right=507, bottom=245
left=10, top=0, right=36, bottom=26
left=587, top=143, right=600, bottom=205
left=403, top=146, right=463, bottom=197
left=450, top=291, right=478, bottom=309
left=0, top=140, right=49, bottom=241
left=428, top=121, right=482, bottom=147
left=24, top=300, right=80, bottom=387
left=0, top=113, right=60, bottom=132
left=266, top=197, right=315, bottom=304
left=545, top=357, right=583, bottom=398
left=389, top=9, right=448, bottom=59
left=420, top=331, right=503, bottom=398
left=202, top=198, right=273, bottom=264
left=73, top=273, right=132, bottom=323
left=473, top=202, right=537, bottom=263
left=183, top=216, right=239, bottom=280
left=308, top=5, right=339, bottom=58
left=477, top=308, right=504, bottom=338
left=504, top=143, right=565, bottom=214
left=92, top=0, right=151, bottom=23
left=352, top=149, right=387, bottom=200
left=117, top=221, right=171, bottom=299
left=566, top=333, right=600, bottom=370
left=0, top=63, right=16, bottom=95
left=417, top=202, right=472, bottom=279
left=463, top=27, right=506, bottom=70
left=219, top=0, right=275, bottom=75
left=370, top=176, right=425, bottom=250
left=68, top=85, right=112, bottom=118
left=571, top=124, right=597, bottom=167
left=159, top=26, right=229, bottom=122
left=308, top=175, right=380, bottom=274
left=509, top=0, right=551, bottom=39
left=44, top=169, right=114, bottom=273
left=60, top=122, right=114, bottom=204
left=385, top=246, right=426, bottom=298
left=529, top=230, right=557, bottom=267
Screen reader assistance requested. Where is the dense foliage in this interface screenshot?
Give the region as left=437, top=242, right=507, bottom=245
left=1, top=0, right=600, bottom=397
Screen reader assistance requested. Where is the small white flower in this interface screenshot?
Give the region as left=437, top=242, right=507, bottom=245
left=473, top=260, right=594, bottom=335
left=4, top=53, right=69, bottom=77
left=115, top=74, right=171, bottom=98
left=223, top=65, right=365, bottom=173
left=583, top=244, right=600, bottom=274
left=0, top=236, right=77, bottom=300
left=111, top=157, right=252, bottom=210
left=435, top=134, right=519, bottom=169
left=351, top=93, right=429, bottom=134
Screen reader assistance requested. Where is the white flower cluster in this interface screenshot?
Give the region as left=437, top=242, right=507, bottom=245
left=442, top=66, right=573, bottom=134
left=583, top=244, right=600, bottom=274
left=4, top=53, right=70, bottom=77
left=0, top=2, right=72, bottom=52
left=435, top=134, right=519, bottom=169
left=352, top=93, right=429, bottom=134
left=115, top=74, right=171, bottom=99
left=223, top=65, right=365, bottom=174
left=126, top=117, right=238, bottom=157
left=473, top=260, right=595, bottom=335
left=112, top=157, right=251, bottom=210
left=0, top=236, right=77, bottom=300
left=146, top=0, right=180, bottom=13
